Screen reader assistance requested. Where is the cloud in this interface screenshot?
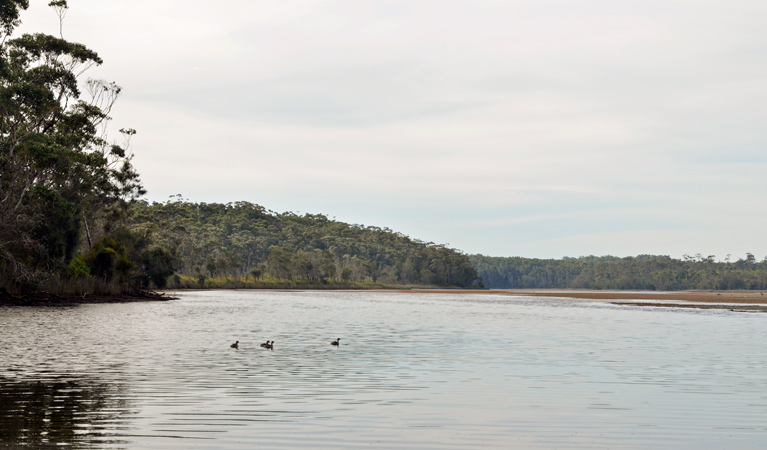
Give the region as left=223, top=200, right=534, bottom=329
left=12, top=0, right=767, bottom=258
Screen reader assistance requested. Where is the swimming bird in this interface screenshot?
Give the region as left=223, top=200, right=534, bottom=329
left=230, top=341, right=239, bottom=349
left=265, top=341, right=274, bottom=350
left=261, top=340, right=274, bottom=349
left=331, top=338, right=340, bottom=346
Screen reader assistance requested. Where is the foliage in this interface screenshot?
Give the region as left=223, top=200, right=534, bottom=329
left=470, top=253, right=767, bottom=291
left=85, top=235, right=131, bottom=282
left=0, top=2, right=174, bottom=294
left=66, top=254, right=89, bottom=277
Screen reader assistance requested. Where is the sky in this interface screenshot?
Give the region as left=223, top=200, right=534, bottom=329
left=15, top=0, right=767, bottom=260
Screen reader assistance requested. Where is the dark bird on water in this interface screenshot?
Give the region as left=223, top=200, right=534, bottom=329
left=260, top=340, right=274, bottom=349
left=230, top=341, right=239, bottom=349
left=331, top=338, right=340, bottom=346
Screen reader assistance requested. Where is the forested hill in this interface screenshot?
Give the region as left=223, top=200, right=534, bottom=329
left=127, top=200, right=480, bottom=288
left=470, top=254, right=767, bottom=290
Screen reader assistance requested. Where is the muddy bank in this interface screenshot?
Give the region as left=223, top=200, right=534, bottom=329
left=498, top=289, right=767, bottom=304
left=0, top=289, right=175, bottom=306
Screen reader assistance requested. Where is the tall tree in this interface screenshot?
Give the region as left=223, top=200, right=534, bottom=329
left=0, top=1, right=143, bottom=291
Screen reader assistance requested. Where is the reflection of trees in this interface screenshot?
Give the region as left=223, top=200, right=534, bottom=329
left=0, top=376, right=134, bottom=448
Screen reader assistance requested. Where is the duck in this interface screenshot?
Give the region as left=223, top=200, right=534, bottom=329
left=265, top=341, right=274, bottom=350
left=230, top=341, right=239, bottom=349
left=331, top=338, right=341, bottom=346
left=260, top=340, right=274, bottom=349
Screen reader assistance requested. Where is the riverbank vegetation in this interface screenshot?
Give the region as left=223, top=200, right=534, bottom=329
left=471, top=254, right=767, bottom=290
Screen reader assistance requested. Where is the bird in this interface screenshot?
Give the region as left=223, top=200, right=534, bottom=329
left=265, top=341, right=274, bottom=350
left=261, top=340, right=273, bottom=349
left=230, top=341, right=239, bottom=349
left=331, top=338, right=340, bottom=346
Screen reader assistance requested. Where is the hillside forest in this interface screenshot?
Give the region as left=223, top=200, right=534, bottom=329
left=126, top=199, right=480, bottom=288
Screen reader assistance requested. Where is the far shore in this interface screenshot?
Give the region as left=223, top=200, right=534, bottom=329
left=381, top=288, right=767, bottom=303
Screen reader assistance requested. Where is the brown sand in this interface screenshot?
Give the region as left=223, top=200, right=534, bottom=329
left=380, top=288, right=767, bottom=311
left=390, top=288, right=765, bottom=302
left=496, top=289, right=767, bottom=304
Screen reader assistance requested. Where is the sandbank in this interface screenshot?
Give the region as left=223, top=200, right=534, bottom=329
left=385, top=288, right=767, bottom=311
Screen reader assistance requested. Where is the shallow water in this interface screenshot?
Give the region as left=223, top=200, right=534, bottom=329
left=1, top=290, right=766, bottom=449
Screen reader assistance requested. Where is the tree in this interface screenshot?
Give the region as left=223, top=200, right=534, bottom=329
left=0, top=1, right=144, bottom=292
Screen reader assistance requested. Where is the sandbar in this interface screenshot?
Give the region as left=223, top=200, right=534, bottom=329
left=386, top=288, right=767, bottom=311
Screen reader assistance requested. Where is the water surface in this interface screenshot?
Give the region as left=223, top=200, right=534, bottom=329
left=1, top=290, right=766, bottom=448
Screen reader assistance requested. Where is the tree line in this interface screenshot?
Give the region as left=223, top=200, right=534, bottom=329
left=470, top=253, right=767, bottom=290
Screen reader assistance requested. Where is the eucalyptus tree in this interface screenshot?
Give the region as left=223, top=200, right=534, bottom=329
left=0, top=1, right=143, bottom=290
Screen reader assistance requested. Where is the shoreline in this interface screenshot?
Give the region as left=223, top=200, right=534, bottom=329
left=381, top=288, right=767, bottom=312
left=496, top=289, right=767, bottom=304
left=382, top=288, right=767, bottom=303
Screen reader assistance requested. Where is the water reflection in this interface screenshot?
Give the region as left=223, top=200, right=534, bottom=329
left=0, top=376, right=133, bottom=448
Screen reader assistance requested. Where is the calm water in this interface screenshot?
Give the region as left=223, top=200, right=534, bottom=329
left=1, top=290, right=766, bottom=449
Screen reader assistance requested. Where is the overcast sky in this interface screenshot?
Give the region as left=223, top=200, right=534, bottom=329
left=17, top=0, right=767, bottom=259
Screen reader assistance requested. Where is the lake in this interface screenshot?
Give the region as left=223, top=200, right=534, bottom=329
left=1, top=290, right=766, bottom=449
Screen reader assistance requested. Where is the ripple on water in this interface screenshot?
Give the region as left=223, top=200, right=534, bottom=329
left=1, top=291, right=767, bottom=449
